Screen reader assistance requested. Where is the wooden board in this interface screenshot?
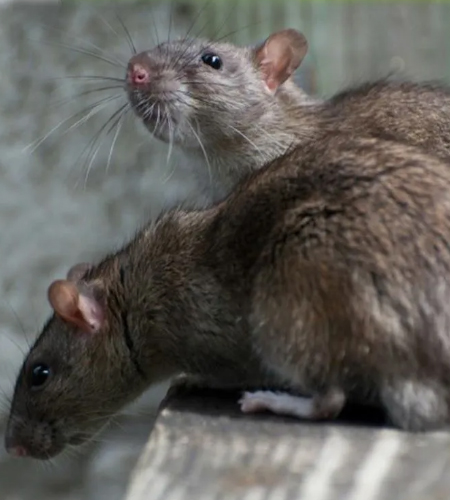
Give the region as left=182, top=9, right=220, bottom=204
left=125, top=387, right=450, bottom=500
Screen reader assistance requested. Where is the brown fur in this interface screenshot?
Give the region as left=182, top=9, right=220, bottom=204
left=7, top=133, right=450, bottom=458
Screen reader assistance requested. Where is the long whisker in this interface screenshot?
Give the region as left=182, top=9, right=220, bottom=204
left=3, top=300, right=32, bottom=350
left=60, top=95, right=123, bottom=137
left=167, top=0, right=175, bottom=45
left=78, top=102, right=130, bottom=189
left=180, top=80, right=244, bottom=89
left=35, top=23, right=126, bottom=67
left=212, top=20, right=266, bottom=45
left=96, top=12, right=121, bottom=39
left=50, top=75, right=125, bottom=84
left=106, top=107, right=128, bottom=175
left=177, top=17, right=267, bottom=75
left=150, top=5, right=161, bottom=51
left=114, top=10, right=137, bottom=55
left=188, top=120, right=212, bottom=188
left=24, top=94, right=122, bottom=154
left=170, top=0, right=215, bottom=69
left=252, top=122, right=291, bottom=153
left=166, top=108, right=174, bottom=167
left=50, top=85, right=124, bottom=109
left=34, top=39, right=126, bottom=69
left=208, top=0, right=237, bottom=41
left=184, top=0, right=214, bottom=42
left=225, top=123, right=265, bottom=158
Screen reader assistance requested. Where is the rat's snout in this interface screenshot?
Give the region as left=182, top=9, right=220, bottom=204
left=127, top=54, right=153, bottom=87
left=4, top=416, right=63, bottom=460
left=5, top=421, right=29, bottom=458
left=4, top=437, right=28, bottom=458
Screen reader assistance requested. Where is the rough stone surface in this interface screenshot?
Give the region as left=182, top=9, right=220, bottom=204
left=126, top=388, right=450, bottom=500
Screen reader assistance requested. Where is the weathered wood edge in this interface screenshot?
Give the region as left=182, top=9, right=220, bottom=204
left=124, top=387, right=450, bottom=500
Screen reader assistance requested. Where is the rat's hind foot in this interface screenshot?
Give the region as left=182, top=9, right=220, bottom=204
left=381, top=380, right=449, bottom=431
left=238, top=388, right=345, bottom=420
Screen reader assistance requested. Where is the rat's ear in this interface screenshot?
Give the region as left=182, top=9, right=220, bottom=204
left=66, top=262, right=92, bottom=282
left=254, top=29, right=308, bottom=93
left=47, top=280, right=104, bottom=334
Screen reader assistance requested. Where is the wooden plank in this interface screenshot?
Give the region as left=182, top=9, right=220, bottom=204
left=125, top=388, right=450, bottom=500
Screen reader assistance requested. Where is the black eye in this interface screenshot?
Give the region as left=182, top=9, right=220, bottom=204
left=30, top=364, right=51, bottom=388
left=201, top=52, right=222, bottom=70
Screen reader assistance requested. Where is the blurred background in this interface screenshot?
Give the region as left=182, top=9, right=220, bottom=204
left=0, top=1, right=449, bottom=499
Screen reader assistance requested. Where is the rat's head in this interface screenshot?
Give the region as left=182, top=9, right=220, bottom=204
left=125, top=29, right=308, bottom=149
left=4, top=262, right=149, bottom=460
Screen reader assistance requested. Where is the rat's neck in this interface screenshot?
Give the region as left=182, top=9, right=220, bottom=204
left=115, top=210, right=270, bottom=389
left=176, top=93, right=322, bottom=205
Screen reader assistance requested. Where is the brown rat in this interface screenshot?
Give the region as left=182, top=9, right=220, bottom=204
left=7, top=132, right=450, bottom=459
left=125, top=29, right=450, bottom=204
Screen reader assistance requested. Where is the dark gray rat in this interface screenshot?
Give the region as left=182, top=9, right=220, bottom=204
left=125, top=28, right=450, bottom=204
left=6, top=132, right=450, bottom=459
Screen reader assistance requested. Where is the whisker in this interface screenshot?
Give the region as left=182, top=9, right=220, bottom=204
left=188, top=120, right=212, bottom=188
left=180, top=80, right=244, bottom=89
left=96, top=12, right=122, bottom=39
left=34, top=39, right=125, bottom=69
left=50, top=75, right=125, bottom=84
left=35, top=22, right=125, bottom=68
left=114, top=10, right=137, bottom=55
left=78, top=102, right=130, bottom=189
left=171, top=0, right=215, bottom=69
left=167, top=0, right=175, bottom=45
left=252, top=122, right=291, bottom=152
left=184, top=0, right=214, bottom=42
left=3, top=300, right=32, bottom=350
left=150, top=4, right=161, bottom=51
left=208, top=0, right=238, bottom=41
left=61, top=95, right=124, bottom=137
left=177, top=16, right=265, bottom=75
left=23, top=94, right=122, bottom=154
left=212, top=19, right=266, bottom=45
left=166, top=108, right=174, bottom=166
left=50, top=85, right=124, bottom=109
left=106, top=107, right=129, bottom=176
left=152, top=104, right=162, bottom=137
left=225, top=123, right=265, bottom=158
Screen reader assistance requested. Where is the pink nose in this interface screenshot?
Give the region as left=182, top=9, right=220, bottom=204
left=127, top=63, right=151, bottom=86
left=7, top=445, right=28, bottom=458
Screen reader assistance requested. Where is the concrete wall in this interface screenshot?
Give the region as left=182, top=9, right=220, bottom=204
left=1, top=2, right=450, bottom=500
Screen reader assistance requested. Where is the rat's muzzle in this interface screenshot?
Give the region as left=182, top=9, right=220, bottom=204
left=4, top=416, right=65, bottom=460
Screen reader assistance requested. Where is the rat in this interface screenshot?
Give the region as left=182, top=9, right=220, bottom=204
left=125, top=28, right=450, bottom=205
left=6, top=132, right=450, bottom=460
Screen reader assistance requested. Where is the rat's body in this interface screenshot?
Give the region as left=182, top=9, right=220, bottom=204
left=126, top=30, right=450, bottom=205
left=7, top=133, right=450, bottom=459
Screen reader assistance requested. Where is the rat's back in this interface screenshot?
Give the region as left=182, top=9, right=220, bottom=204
left=325, top=80, right=450, bottom=160
left=220, top=134, right=450, bottom=431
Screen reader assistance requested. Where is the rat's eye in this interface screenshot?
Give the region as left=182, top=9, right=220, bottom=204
left=201, top=52, right=222, bottom=70
left=29, top=363, right=52, bottom=388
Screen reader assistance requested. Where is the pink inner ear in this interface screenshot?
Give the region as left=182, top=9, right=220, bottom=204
left=255, top=30, right=308, bottom=93
left=48, top=280, right=104, bottom=334
left=77, top=294, right=104, bottom=333
left=48, top=280, right=79, bottom=320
